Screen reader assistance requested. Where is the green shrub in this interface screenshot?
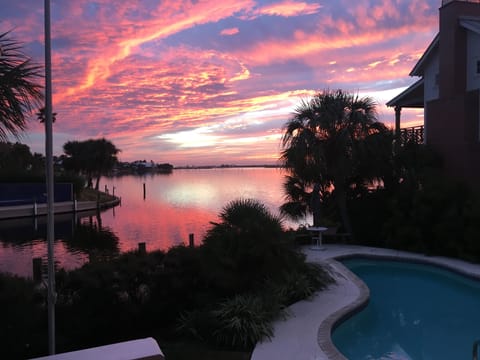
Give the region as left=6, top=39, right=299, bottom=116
left=201, top=198, right=305, bottom=294
left=211, top=294, right=280, bottom=350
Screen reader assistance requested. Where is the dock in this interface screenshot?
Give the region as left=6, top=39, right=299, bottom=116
left=0, top=198, right=120, bottom=220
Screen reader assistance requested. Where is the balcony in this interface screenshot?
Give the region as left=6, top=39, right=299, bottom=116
left=400, top=125, right=424, bottom=145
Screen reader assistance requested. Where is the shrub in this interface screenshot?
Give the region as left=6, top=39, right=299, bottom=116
left=201, top=198, right=304, bottom=294
left=0, top=274, right=47, bottom=359
left=382, top=173, right=480, bottom=259
left=176, top=292, right=283, bottom=350
left=211, top=294, right=279, bottom=350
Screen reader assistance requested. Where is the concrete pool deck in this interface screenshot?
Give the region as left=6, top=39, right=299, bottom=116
left=251, top=244, right=480, bottom=360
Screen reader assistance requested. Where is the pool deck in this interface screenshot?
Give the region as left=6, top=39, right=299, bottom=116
left=251, top=244, right=480, bottom=360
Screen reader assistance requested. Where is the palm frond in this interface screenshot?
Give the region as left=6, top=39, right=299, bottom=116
left=0, top=31, right=43, bottom=140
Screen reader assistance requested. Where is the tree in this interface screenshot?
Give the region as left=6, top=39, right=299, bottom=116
left=63, top=138, right=120, bottom=190
left=0, top=141, right=44, bottom=176
left=201, top=198, right=297, bottom=294
left=280, top=89, right=393, bottom=235
left=0, top=31, right=43, bottom=141
left=36, top=107, right=56, bottom=123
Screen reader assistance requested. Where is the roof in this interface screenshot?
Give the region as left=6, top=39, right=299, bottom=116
left=459, top=17, right=480, bottom=34
left=386, top=79, right=424, bottom=108
left=386, top=31, right=435, bottom=108
left=387, top=15, right=480, bottom=109
left=410, top=34, right=439, bottom=77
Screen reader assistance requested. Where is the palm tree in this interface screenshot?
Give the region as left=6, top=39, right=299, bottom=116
left=0, top=31, right=43, bottom=140
left=280, top=89, right=393, bottom=235
left=36, top=107, right=56, bottom=123
left=202, top=199, right=300, bottom=294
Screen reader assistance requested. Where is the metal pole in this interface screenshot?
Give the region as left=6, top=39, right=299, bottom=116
left=44, top=0, right=56, bottom=354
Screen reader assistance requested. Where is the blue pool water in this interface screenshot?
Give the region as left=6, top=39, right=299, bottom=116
left=332, top=258, right=480, bottom=360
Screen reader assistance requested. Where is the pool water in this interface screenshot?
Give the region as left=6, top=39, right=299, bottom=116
left=332, top=258, right=480, bottom=360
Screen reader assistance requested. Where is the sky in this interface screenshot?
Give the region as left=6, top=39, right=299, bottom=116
left=1, top=0, right=439, bottom=166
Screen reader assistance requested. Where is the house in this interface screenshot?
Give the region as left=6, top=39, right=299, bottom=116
left=387, top=0, right=480, bottom=184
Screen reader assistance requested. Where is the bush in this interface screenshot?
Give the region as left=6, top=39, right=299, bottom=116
left=382, top=173, right=480, bottom=260
left=0, top=274, right=47, bottom=359
left=177, top=293, right=283, bottom=350
left=211, top=294, right=278, bottom=349
left=201, top=199, right=304, bottom=294
left=175, top=199, right=335, bottom=350
left=55, top=250, right=166, bottom=351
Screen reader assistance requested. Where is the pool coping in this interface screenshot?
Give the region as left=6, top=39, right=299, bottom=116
left=251, top=244, right=480, bottom=360
left=317, top=259, right=370, bottom=360
left=317, top=247, right=480, bottom=359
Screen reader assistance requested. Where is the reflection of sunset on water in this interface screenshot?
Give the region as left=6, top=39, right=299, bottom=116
left=100, top=168, right=289, bottom=251
left=104, top=199, right=215, bottom=251
left=0, top=239, right=89, bottom=278
left=0, top=168, right=292, bottom=277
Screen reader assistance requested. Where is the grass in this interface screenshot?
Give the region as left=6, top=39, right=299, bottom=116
left=76, top=187, right=118, bottom=203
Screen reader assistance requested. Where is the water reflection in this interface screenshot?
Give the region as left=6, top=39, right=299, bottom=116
left=0, top=168, right=303, bottom=277
left=0, top=210, right=121, bottom=277
left=66, top=215, right=120, bottom=256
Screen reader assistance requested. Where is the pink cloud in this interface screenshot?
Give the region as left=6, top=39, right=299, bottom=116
left=256, top=1, right=322, bottom=17
left=3, top=0, right=439, bottom=165
left=221, top=27, right=240, bottom=36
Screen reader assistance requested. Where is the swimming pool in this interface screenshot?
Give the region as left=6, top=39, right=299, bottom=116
left=332, top=258, right=480, bottom=360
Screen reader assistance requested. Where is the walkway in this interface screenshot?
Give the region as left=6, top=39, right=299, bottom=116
left=251, top=244, right=480, bottom=360
left=0, top=198, right=120, bottom=220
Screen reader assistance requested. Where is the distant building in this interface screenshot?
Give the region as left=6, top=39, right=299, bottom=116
left=387, top=0, right=480, bottom=184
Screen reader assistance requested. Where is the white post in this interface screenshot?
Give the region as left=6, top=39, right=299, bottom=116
left=44, top=0, right=56, bottom=354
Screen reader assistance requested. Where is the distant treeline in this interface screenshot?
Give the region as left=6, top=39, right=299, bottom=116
left=175, top=164, right=283, bottom=170
left=114, top=160, right=174, bottom=175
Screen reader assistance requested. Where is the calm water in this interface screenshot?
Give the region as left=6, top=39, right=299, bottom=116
left=332, top=259, right=480, bottom=360
left=0, top=167, right=303, bottom=277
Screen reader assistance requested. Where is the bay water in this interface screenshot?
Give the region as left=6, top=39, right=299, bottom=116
left=0, top=167, right=306, bottom=277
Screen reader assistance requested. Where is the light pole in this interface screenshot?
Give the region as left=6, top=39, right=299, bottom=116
left=44, top=0, right=56, bottom=354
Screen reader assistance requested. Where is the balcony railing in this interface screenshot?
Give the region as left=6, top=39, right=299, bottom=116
left=400, top=125, right=424, bottom=145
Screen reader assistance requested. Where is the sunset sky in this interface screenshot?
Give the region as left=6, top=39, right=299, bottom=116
left=1, top=0, right=438, bottom=166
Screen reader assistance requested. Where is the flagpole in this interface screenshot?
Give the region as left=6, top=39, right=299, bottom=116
left=44, top=0, right=56, bottom=354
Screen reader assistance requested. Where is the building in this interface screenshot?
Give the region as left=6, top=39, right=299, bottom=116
left=387, top=0, right=480, bottom=184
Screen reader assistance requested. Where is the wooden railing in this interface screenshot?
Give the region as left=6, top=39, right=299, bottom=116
left=400, top=125, right=424, bottom=145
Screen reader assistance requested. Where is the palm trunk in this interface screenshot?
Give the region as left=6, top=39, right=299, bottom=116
left=335, top=185, right=354, bottom=241
left=95, top=176, right=100, bottom=191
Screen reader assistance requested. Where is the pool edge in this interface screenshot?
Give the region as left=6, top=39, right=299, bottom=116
left=317, top=250, right=480, bottom=359
left=317, top=259, right=370, bottom=360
